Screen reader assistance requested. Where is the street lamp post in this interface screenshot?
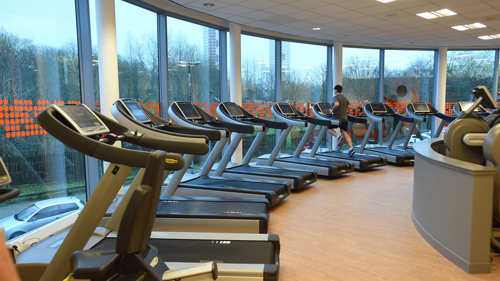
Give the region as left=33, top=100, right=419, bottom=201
left=177, top=61, right=201, bottom=102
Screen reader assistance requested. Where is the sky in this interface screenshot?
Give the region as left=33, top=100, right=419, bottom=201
left=0, top=0, right=468, bottom=77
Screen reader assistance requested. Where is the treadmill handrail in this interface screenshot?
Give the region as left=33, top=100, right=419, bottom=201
left=347, top=114, right=368, bottom=124
left=271, top=103, right=308, bottom=127
left=38, top=105, right=186, bottom=170
left=363, top=104, right=386, bottom=123
left=112, top=100, right=220, bottom=143
left=216, top=105, right=265, bottom=132
left=220, top=103, right=288, bottom=130
left=169, top=102, right=230, bottom=138
left=311, top=104, right=342, bottom=126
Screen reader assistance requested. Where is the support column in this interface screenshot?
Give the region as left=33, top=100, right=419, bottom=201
left=333, top=41, right=343, bottom=91
left=433, top=47, right=447, bottom=137
left=96, top=0, right=120, bottom=173
left=229, top=23, right=242, bottom=163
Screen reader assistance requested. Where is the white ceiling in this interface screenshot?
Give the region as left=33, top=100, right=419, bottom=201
left=167, top=0, right=500, bottom=47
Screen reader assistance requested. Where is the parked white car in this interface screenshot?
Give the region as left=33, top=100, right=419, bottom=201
left=0, top=197, right=85, bottom=240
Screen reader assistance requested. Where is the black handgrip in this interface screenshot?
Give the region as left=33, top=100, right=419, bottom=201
left=155, top=124, right=222, bottom=141
left=0, top=189, right=19, bottom=204
left=301, top=116, right=331, bottom=126
left=208, top=120, right=254, bottom=134
left=347, top=114, right=367, bottom=124
left=124, top=131, right=209, bottom=155
left=37, top=106, right=184, bottom=170
left=393, top=112, right=415, bottom=123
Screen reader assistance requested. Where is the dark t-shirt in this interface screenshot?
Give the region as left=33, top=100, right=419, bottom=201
left=332, top=94, right=349, bottom=122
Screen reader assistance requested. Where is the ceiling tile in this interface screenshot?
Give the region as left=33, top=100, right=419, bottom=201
left=226, top=16, right=256, bottom=25
left=237, top=0, right=281, bottom=10
left=330, top=10, right=366, bottom=20
left=356, top=4, right=397, bottom=15
left=287, top=11, right=322, bottom=20
left=170, top=0, right=199, bottom=5
left=288, top=0, right=331, bottom=10
left=352, top=16, right=385, bottom=25
left=309, top=5, right=349, bottom=16
left=306, top=16, right=336, bottom=25
left=244, top=10, right=278, bottom=20
left=246, top=21, right=277, bottom=29
left=386, top=0, right=432, bottom=9
left=215, top=0, right=248, bottom=4
left=214, top=5, right=256, bottom=16
left=264, top=5, right=302, bottom=15
left=335, top=0, right=378, bottom=10
left=283, top=21, right=316, bottom=29
left=185, top=0, right=231, bottom=9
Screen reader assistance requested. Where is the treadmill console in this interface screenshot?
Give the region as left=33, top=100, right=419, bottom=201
left=0, top=157, right=11, bottom=187
left=276, top=103, right=296, bottom=116
left=119, top=100, right=151, bottom=123
left=53, top=104, right=110, bottom=136
left=473, top=86, right=497, bottom=109
left=222, top=102, right=245, bottom=118
left=176, top=102, right=202, bottom=120
left=317, top=103, right=332, bottom=115
left=369, top=103, right=387, bottom=114
left=459, top=102, right=487, bottom=113
left=411, top=102, right=431, bottom=114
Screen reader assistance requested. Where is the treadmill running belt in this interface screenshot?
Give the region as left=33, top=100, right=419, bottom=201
left=368, top=148, right=413, bottom=156
left=185, top=177, right=286, bottom=192
left=320, top=152, right=381, bottom=163
left=150, top=239, right=276, bottom=264
left=96, top=238, right=276, bottom=264
left=227, top=165, right=315, bottom=178
left=277, top=157, right=350, bottom=168
left=156, top=199, right=268, bottom=215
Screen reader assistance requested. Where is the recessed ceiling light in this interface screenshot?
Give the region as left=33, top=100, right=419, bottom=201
left=452, top=22, right=486, bottom=31
left=203, top=3, right=215, bottom=7
left=313, top=27, right=321, bottom=31
left=479, top=34, right=500, bottom=40
left=377, top=0, right=395, bottom=3
left=417, top=8, right=457, bottom=19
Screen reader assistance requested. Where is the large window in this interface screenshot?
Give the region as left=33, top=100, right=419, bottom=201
left=241, top=35, right=276, bottom=160
left=383, top=49, right=435, bottom=145
left=0, top=0, right=86, bottom=240
left=342, top=47, right=380, bottom=146
left=281, top=41, right=327, bottom=154
left=167, top=16, right=221, bottom=172
left=446, top=50, right=497, bottom=113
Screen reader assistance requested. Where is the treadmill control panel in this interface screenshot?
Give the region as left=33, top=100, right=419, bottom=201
left=120, top=100, right=151, bottom=123
left=176, top=102, right=202, bottom=120
left=0, top=157, right=11, bottom=187
left=411, top=102, right=431, bottom=114
left=53, top=104, right=110, bottom=136
left=276, top=103, right=296, bottom=116
left=369, top=103, right=387, bottom=114
left=222, top=102, right=245, bottom=118
left=317, top=103, right=332, bottom=115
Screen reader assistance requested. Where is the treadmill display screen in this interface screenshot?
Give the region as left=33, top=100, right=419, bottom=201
left=277, top=103, right=296, bottom=116
left=56, top=104, right=110, bottom=136
left=0, top=158, right=11, bottom=186
left=123, top=101, right=151, bottom=123
left=412, top=102, right=430, bottom=113
left=318, top=103, right=332, bottom=115
left=460, top=102, right=483, bottom=112
left=176, top=103, right=201, bottom=120
left=369, top=103, right=387, bottom=114
left=222, top=103, right=244, bottom=117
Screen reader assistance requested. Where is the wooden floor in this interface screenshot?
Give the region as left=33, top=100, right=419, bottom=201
left=269, top=165, right=500, bottom=281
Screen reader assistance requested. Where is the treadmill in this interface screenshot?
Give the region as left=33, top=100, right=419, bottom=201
left=14, top=103, right=281, bottom=281
left=304, top=102, right=387, bottom=170
left=453, top=101, right=490, bottom=119
left=404, top=102, right=456, bottom=149
left=105, top=99, right=271, bottom=234
left=358, top=102, right=415, bottom=164
left=256, top=102, right=354, bottom=177
left=166, top=101, right=291, bottom=207
left=215, top=102, right=318, bottom=190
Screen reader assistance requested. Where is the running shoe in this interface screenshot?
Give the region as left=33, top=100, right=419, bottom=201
left=347, top=148, right=356, bottom=157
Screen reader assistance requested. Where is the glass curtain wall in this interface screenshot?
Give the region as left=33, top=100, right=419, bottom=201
left=167, top=16, right=221, bottom=172
left=446, top=50, right=497, bottom=113
left=240, top=35, right=276, bottom=160
left=90, top=1, right=160, bottom=184
left=281, top=41, right=327, bottom=154
left=383, top=49, right=434, bottom=146
left=342, top=47, right=380, bottom=146
left=0, top=0, right=86, bottom=240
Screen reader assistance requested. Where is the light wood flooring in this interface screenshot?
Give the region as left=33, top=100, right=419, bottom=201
left=269, top=165, right=500, bottom=281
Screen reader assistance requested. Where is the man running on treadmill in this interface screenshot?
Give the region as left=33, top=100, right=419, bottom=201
left=327, top=85, right=355, bottom=157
